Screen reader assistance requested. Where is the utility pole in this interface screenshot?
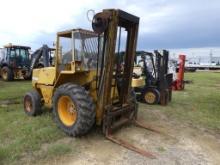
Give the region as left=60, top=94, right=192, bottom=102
left=210, top=49, right=213, bottom=64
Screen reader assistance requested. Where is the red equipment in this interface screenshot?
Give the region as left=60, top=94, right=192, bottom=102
left=172, top=54, right=186, bottom=90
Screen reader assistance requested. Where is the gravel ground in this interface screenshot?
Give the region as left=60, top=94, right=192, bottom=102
left=37, top=104, right=220, bottom=165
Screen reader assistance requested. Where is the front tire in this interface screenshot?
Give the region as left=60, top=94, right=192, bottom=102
left=142, top=87, right=160, bottom=105
left=53, top=83, right=96, bottom=136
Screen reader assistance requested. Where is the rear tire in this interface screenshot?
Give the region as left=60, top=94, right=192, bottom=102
left=24, top=90, right=42, bottom=116
left=142, top=87, right=160, bottom=105
left=1, top=66, right=14, bottom=81
left=53, top=83, right=96, bottom=136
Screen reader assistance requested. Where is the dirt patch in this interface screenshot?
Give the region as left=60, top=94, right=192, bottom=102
left=36, top=108, right=220, bottom=165
left=43, top=124, right=218, bottom=165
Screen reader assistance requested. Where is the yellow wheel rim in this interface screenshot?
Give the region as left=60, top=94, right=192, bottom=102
left=144, top=91, right=156, bottom=104
left=2, top=70, right=7, bottom=80
left=58, top=96, right=77, bottom=127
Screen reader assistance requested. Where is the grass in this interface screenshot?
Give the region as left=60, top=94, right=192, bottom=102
left=140, top=71, right=220, bottom=131
left=0, top=81, right=67, bottom=165
left=0, top=72, right=220, bottom=164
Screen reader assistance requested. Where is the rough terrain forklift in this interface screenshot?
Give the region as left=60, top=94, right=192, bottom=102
left=24, top=9, right=157, bottom=158
left=0, top=44, right=31, bottom=81
left=132, top=50, right=173, bottom=105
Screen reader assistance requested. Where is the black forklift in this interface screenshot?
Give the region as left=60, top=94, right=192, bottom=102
left=133, top=50, right=173, bottom=105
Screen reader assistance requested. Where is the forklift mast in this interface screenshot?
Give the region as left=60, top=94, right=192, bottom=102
left=91, top=9, right=160, bottom=158
left=92, top=9, right=139, bottom=134
left=154, top=50, right=172, bottom=105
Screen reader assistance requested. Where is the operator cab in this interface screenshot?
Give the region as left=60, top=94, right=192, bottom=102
left=3, top=44, right=31, bottom=68
left=56, top=29, right=99, bottom=72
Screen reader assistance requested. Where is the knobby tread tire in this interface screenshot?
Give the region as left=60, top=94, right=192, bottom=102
left=53, top=83, right=96, bottom=136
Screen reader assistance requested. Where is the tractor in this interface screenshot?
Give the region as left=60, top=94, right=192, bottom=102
left=0, top=44, right=31, bottom=81
left=23, top=9, right=156, bottom=158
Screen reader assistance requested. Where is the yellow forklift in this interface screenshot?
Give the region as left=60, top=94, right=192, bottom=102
left=24, top=9, right=156, bottom=158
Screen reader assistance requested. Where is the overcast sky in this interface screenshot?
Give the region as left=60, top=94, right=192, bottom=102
left=0, top=0, right=219, bottom=59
